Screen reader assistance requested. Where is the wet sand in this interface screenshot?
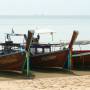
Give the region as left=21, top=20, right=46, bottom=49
left=0, top=69, right=89, bottom=90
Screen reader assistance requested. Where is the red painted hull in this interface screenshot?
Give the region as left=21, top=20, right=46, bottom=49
left=31, top=50, right=68, bottom=68
left=72, top=50, right=90, bottom=69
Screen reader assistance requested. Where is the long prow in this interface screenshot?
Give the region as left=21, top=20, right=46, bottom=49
left=67, top=31, right=79, bottom=70
left=68, top=31, right=79, bottom=50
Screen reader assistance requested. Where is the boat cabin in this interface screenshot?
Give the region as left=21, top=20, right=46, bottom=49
left=30, top=44, right=51, bottom=55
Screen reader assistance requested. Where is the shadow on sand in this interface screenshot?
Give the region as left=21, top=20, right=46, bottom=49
left=0, top=71, right=35, bottom=80
left=0, top=68, right=89, bottom=80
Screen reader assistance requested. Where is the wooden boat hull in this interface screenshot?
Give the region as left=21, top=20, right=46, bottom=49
left=30, top=31, right=78, bottom=69
left=0, top=52, right=25, bottom=71
left=72, top=50, right=90, bottom=69
left=30, top=50, right=90, bottom=69
left=30, top=50, right=69, bottom=69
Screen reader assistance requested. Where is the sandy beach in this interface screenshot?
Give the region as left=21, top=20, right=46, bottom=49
left=0, top=75, right=90, bottom=90
left=0, top=70, right=89, bottom=90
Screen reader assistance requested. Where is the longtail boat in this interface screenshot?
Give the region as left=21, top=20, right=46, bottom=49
left=68, top=40, right=90, bottom=69
left=72, top=50, right=90, bottom=69
left=30, top=31, right=78, bottom=69
left=0, top=30, right=32, bottom=72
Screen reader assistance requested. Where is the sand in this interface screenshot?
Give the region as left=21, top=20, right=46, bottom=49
left=0, top=70, right=90, bottom=90
left=0, top=75, right=90, bottom=90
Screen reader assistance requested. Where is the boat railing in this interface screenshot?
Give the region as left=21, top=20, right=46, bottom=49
left=72, top=52, right=90, bottom=57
